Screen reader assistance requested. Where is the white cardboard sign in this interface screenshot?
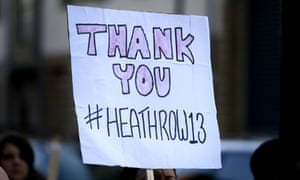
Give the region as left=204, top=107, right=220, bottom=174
left=67, top=5, right=221, bottom=169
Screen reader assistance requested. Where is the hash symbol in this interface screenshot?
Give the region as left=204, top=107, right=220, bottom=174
left=84, top=104, right=102, bottom=130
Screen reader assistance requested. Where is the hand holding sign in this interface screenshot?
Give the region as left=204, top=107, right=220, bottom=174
left=67, top=5, right=221, bottom=169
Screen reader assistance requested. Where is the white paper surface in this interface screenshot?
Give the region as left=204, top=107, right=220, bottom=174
left=67, top=5, right=221, bottom=169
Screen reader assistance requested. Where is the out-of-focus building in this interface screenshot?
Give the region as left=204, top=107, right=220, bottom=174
left=0, top=0, right=281, bottom=140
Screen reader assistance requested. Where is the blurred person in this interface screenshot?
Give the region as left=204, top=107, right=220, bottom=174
left=120, top=167, right=177, bottom=180
left=250, top=138, right=300, bottom=180
left=0, top=131, right=45, bottom=180
left=0, top=166, right=9, bottom=180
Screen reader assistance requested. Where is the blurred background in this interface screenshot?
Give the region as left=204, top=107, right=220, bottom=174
left=0, top=0, right=293, bottom=179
